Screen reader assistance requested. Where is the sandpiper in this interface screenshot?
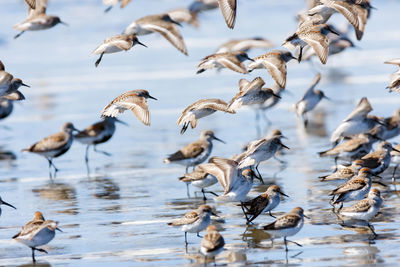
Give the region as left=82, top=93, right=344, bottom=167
left=283, top=23, right=339, bottom=64
left=91, top=34, right=147, bottom=67
left=74, top=117, right=127, bottom=164
left=339, top=188, right=382, bottom=237
left=384, top=58, right=400, bottom=93
left=330, top=97, right=380, bottom=145
left=22, top=122, right=78, bottom=179
left=330, top=167, right=372, bottom=208
left=241, top=185, right=288, bottom=223
left=101, top=90, right=157, bottom=126
left=163, top=130, right=224, bottom=173
left=0, top=99, right=14, bottom=121
left=103, top=0, right=132, bottom=12
left=200, top=225, right=225, bottom=261
left=370, top=109, right=400, bottom=140
left=168, top=205, right=216, bottom=245
left=0, top=60, right=29, bottom=100
left=14, top=0, right=68, bottom=39
left=357, top=141, right=399, bottom=176
left=13, top=211, right=61, bottom=262
left=167, top=8, right=199, bottom=28
left=252, top=84, right=284, bottom=125
left=0, top=196, right=16, bottom=217
left=177, top=98, right=235, bottom=134
left=228, top=77, right=281, bottom=112
left=124, top=14, right=188, bottom=55
left=216, top=37, right=274, bottom=53
left=263, top=207, right=308, bottom=251
left=319, top=159, right=363, bottom=181
left=196, top=51, right=253, bottom=74
left=247, top=50, right=296, bottom=88
left=199, top=157, right=262, bottom=202
left=295, top=73, right=329, bottom=126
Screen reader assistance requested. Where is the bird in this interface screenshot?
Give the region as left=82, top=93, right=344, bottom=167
left=0, top=60, right=29, bottom=100
left=319, top=159, right=363, bottom=181
left=282, top=23, right=339, bottom=64
left=262, top=207, right=308, bottom=251
left=247, top=50, right=296, bottom=88
left=167, top=8, right=199, bottom=28
left=196, top=51, right=253, bottom=74
left=13, top=211, right=62, bottom=262
left=101, top=90, right=157, bottom=126
left=163, top=130, right=225, bottom=173
left=168, top=205, right=216, bottom=245
left=13, top=0, right=68, bottom=39
left=228, top=77, right=281, bottom=112
left=200, top=225, right=225, bottom=261
left=124, top=13, right=188, bottom=55
left=0, top=196, right=16, bottom=217
left=74, top=117, right=128, bottom=164
left=357, top=141, right=399, bottom=176
left=216, top=37, right=274, bottom=53
left=251, top=84, right=284, bottom=126
left=240, top=185, right=288, bottom=223
left=198, top=157, right=262, bottom=202
left=103, top=0, right=132, bottom=12
left=177, top=98, right=235, bottom=134
left=91, top=34, right=147, bottom=67
left=295, top=73, right=328, bottom=126
left=339, top=188, right=382, bottom=237
left=384, top=58, right=400, bottom=93
left=22, top=122, right=78, bottom=179
left=370, top=109, right=400, bottom=140
left=329, top=167, right=372, bottom=208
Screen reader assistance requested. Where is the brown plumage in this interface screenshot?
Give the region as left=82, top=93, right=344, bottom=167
left=217, top=0, right=237, bottom=29
left=197, top=51, right=253, bottom=74
left=200, top=225, right=225, bottom=256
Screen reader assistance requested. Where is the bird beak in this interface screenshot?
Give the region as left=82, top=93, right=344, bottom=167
left=280, top=141, right=290, bottom=150
left=211, top=211, right=219, bottom=217
left=323, top=95, right=331, bottom=101
left=304, top=214, right=310, bottom=219
left=56, top=227, right=63, bottom=232
left=291, top=55, right=298, bottom=61
left=392, top=147, right=400, bottom=153
left=137, top=41, right=147, bottom=48
left=21, top=82, right=30, bottom=88
left=148, top=95, right=157, bottom=100
left=60, top=21, right=69, bottom=26
left=272, top=93, right=281, bottom=99
left=115, top=118, right=129, bottom=126
left=279, top=191, right=289, bottom=198
left=72, top=126, right=80, bottom=133
left=1, top=200, right=16, bottom=209
left=213, top=136, right=225, bottom=144
left=280, top=135, right=288, bottom=140
left=248, top=57, right=255, bottom=62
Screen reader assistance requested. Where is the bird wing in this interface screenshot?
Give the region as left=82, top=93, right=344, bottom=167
left=169, top=210, right=199, bottom=226
left=341, top=198, right=371, bottom=213
left=259, top=56, right=287, bottom=88
left=75, top=121, right=105, bottom=138
left=238, top=78, right=250, bottom=92
left=217, top=0, right=237, bottom=29
left=360, top=151, right=382, bottom=169
left=264, top=214, right=300, bottom=230
left=332, top=178, right=366, bottom=194
left=217, top=55, right=248, bottom=73
left=321, top=0, right=360, bottom=32
left=167, top=141, right=205, bottom=161
left=120, top=0, right=132, bottom=8
left=343, top=97, right=372, bottom=122
left=25, top=132, right=68, bottom=152
left=201, top=157, right=238, bottom=193
left=13, top=219, right=44, bottom=239
left=28, top=0, right=47, bottom=17
left=243, top=194, right=269, bottom=217
left=302, top=33, right=329, bottom=64
left=304, top=73, right=322, bottom=98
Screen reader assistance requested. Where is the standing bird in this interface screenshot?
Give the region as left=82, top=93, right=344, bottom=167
left=101, top=90, right=157, bottom=126
left=14, top=0, right=68, bottom=39
left=168, top=205, right=216, bottom=245
left=103, top=0, right=132, bottom=12
left=295, top=73, right=329, bottom=126
left=0, top=196, right=16, bottom=217
left=91, top=34, right=147, bottom=67
left=384, top=58, right=400, bottom=93
left=22, top=122, right=78, bottom=179
left=200, top=225, right=225, bottom=262
left=163, top=130, right=225, bottom=173
left=0, top=60, right=29, bottom=100
left=216, top=37, right=274, bottom=53
left=319, top=159, right=363, bottom=181
left=196, top=51, right=253, bottom=74
left=262, top=207, right=308, bottom=251
left=13, top=211, right=61, bottom=262
left=247, top=50, right=296, bottom=89
left=240, top=185, right=288, bottom=223
left=124, top=14, right=188, bottom=55
left=357, top=141, right=399, bottom=176
left=177, top=98, right=235, bottom=134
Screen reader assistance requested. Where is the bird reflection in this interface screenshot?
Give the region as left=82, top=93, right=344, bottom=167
left=32, top=182, right=76, bottom=202
left=92, top=177, right=120, bottom=200
left=18, top=262, right=51, bottom=267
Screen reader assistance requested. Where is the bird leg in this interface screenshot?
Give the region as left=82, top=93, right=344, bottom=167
left=203, top=190, right=219, bottom=197
left=185, top=166, right=189, bottom=174
left=31, top=247, right=36, bottom=262
left=240, top=202, right=250, bottom=223
left=180, top=123, right=189, bottom=135
left=95, top=53, right=104, bottom=67
left=197, top=232, right=203, bottom=238
left=186, top=183, right=190, bottom=198
left=14, top=31, right=25, bottom=39
left=273, top=156, right=286, bottom=165
left=286, top=238, right=302, bottom=247
left=104, top=5, right=113, bottom=12
left=392, top=164, right=399, bottom=183
left=94, top=146, right=111, bottom=156
left=201, top=188, right=207, bottom=201
left=298, top=46, right=303, bottom=63
left=254, top=164, right=264, bottom=184
left=47, top=158, right=53, bottom=180
left=269, top=211, right=277, bottom=218
left=334, top=156, right=339, bottom=171
left=85, top=145, right=90, bottom=163
left=284, top=236, right=289, bottom=251
left=184, top=232, right=188, bottom=246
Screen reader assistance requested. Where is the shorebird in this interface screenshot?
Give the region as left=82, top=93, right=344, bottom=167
left=196, top=51, right=253, bottom=74
left=177, top=98, right=235, bottom=134
left=370, top=109, right=400, bottom=140
left=168, top=205, right=216, bottom=245
left=247, top=50, right=296, bottom=88
left=330, top=167, right=372, bottom=208
left=339, top=188, right=382, bottom=237
left=0, top=60, right=29, bottom=100
left=295, top=73, right=328, bottom=126
left=22, top=122, right=78, bottom=179
left=228, top=77, right=281, bottom=112
left=262, top=207, right=308, bottom=251
left=283, top=23, right=339, bottom=64
left=384, top=58, right=400, bottom=93
left=91, top=34, right=147, bottom=67
left=199, top=157, right=262, bottom=202
left=319, top=159, right=363, bottom=181
left=0, top=99, right=14, bottom=121
left=101, top=90, right=157, bottom=126
left=103, top=0, right=132, bottom=12
left=124, top=14, right=188, bottom=55
left=390, top=144, right=400, bottom=182
left=200, top=225, right=225, bottom=261
left=330, top=97, right=381, bottom=145
left=74, top=117, right=127, bottom=164
left=13, top=211, right=61, bottom=262
left=14, top=0, right=68, bottom=39
left=357, top=141, right=399, bottom=176
left=163, top=130, right=224, bottom=173
left=240, top=185, right=288, bottom=223
left=168, top=8, right=199, bottom=28
left=216, top=37, right=274, bottom=53
left=0, top=196, right=16, bottom=217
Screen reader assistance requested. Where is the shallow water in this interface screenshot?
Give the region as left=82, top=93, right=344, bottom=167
left=0, top=0, right=400, bottom=266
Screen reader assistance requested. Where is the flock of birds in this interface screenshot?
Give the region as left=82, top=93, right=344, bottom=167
left=1, top=0, right=400, bottom=264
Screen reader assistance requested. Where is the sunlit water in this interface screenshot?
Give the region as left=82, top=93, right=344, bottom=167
left=0, top=0, right=400, bottom=266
